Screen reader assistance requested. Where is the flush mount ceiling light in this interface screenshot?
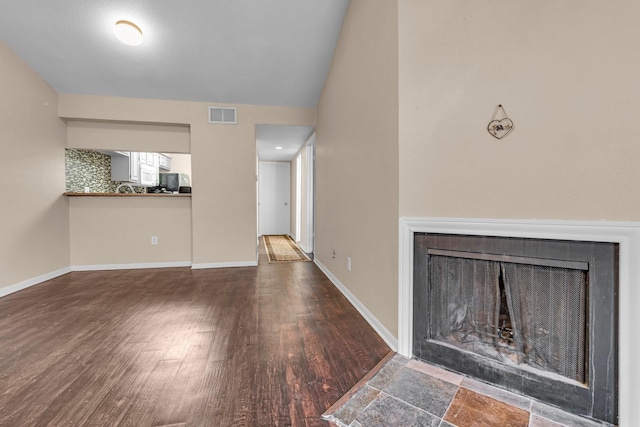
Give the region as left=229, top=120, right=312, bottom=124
left=275, top=146, right=284, bottom=150
left=114, top=20, right=143, bottom=46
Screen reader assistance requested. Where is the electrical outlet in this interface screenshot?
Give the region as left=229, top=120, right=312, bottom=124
left=151, top=236, right=158, bottom=245
left=347, top=257, right=352, bottom=271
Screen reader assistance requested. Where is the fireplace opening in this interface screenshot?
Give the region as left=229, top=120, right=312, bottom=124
left=428, top=254, right=588, bottom=384
left=413, top=234, right=617, bottom=424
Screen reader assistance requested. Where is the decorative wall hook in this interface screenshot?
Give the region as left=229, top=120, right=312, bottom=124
left=487, top=104, right=514, bottom=140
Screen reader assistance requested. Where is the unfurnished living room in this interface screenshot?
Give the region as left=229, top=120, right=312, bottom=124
left=1, top=1, right=639, bottom=426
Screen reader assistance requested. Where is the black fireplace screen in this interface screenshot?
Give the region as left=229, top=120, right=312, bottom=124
left=428, top=254, right=588, bottom=383
left=414, top=234, right=617, bottom=424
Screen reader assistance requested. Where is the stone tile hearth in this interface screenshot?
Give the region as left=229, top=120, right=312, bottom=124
left=323, top=355, right=613, bottom=427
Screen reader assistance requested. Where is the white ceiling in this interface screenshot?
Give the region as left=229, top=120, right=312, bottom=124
left=0, top=0, right=347, bottom=159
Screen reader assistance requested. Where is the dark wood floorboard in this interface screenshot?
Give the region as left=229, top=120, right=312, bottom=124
left=0, top=240, right=390, bottom=426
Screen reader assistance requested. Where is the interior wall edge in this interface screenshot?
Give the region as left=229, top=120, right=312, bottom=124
left=0, top=267, right=72, bottom=299
left=314, top=258, right=398, bottom=351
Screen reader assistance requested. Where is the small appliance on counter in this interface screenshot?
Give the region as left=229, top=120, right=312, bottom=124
left=178, top=186, right=192, bottom=194
left=146, top=186, right=172, bottom=194
left=159, top=173, right=190, bottom=193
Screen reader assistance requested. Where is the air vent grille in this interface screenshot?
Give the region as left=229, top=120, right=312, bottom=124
left=208, top=106, right=237, bottom=124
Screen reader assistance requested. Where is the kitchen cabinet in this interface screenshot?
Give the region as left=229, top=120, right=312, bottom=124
left=140, top=152, right=156, bottom=167
left=140, top=153, right=159, bottom=186
left=111, top=151, right=140, bottom=183
left=140, top=166, right=155, bottom=186
left=159, top=154, right=172, bottom=170
left=130, top=152, right=141, bottom=182
left=110, top=151, right=159, bottom=185
left=153, top=153, right=160, bottom=183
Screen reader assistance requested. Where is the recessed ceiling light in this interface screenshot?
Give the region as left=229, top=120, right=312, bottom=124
left=114, top=20, right=143, bottom=46
left=275, top=146, right=284, bottom=150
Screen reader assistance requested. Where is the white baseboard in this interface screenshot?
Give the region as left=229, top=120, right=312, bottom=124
left=314, top=259, right=398, bottom=351
left=71, top=261, right=192, bottom=271
left=191, top=260, right=258, bottom=269
left=0, top=267, right=72, bottom=298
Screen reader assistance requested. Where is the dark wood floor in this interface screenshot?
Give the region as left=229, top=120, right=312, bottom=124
left=0, top=242, right=390, bottom=426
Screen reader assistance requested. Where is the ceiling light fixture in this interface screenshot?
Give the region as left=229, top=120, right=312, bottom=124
left=114, top=20, right=143, bottom=46
left=275, top=146, right=284, bottom=150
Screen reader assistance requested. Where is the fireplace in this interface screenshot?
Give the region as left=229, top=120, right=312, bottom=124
left=412, top=233, right=618, bottom=423
left=399, top=219, right=640, bottom=425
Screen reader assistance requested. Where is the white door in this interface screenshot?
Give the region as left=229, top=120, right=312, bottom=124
left=259, top=162, right=290, bottom=236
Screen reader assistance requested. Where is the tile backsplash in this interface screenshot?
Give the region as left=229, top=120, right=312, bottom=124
left=65, top=149, right=144, bottom=193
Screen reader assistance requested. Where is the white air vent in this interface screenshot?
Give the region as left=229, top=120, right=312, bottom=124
left=208, top=106, right=237, bottom=124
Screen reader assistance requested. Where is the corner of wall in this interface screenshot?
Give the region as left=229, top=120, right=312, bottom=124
left=0, top=42, right=71, bottom=292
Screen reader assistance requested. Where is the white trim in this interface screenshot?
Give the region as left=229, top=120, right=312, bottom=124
left=305, top=133, right=315, bottom=254
left=315, top=259, right=398, bottom=351
left=398, top=217, right=640, bottom=426
left=191, top=260, right=258, bottom=269
left=296, top=152, right=302, bottom=242
left=0, top=267, right=72, bottom=298
left=297, top=233, right=311, bottom=254
left=298, top=242, right=311, bottom=254
left=72, top=261, right=192, bottom=271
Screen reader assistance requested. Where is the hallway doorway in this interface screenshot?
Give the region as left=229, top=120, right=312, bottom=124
left=258, top=161, right=291, bottom=236
left=255, top=125, right=315, bottom=248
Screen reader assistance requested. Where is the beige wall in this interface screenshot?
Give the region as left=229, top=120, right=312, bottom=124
left=0, top=42, right=70, bottom=290
left=398, top=0, right=640, bottom=221
left=69, top=197, right=191, bottom=266
left=60, top=94, right=315, bottom=266
left=166, top=153, right=192, bottom=178
left=315, top=0, right=399, bottom=336
left=67, top=121, right=190, bottom=153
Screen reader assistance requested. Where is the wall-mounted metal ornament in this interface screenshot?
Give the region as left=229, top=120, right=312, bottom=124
left=487, top=104, right=514, bottom=140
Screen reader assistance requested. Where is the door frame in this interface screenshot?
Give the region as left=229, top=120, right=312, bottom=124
left=257, top=161, right=291, bottom=237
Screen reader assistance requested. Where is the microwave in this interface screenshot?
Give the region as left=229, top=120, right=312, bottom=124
left=159, top=173, right=190, bottom=192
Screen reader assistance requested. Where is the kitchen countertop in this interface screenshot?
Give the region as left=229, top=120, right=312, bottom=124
left=64, top=192, right=191, bottom=197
